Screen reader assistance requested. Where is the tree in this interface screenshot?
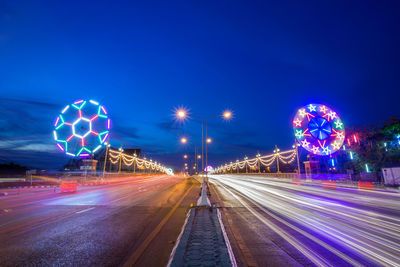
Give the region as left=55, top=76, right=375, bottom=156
left=345, top=116, right=400, bottom=173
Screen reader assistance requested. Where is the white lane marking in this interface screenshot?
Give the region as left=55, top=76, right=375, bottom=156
left=76, top=207, right=95, bottom=214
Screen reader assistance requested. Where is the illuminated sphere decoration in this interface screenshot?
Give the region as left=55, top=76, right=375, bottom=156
left=53, top=99, right=111, bottom=157
left=293, top=104, right=345, bottom=156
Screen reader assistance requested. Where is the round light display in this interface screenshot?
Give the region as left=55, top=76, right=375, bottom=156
left=293, top=104, right=344, bottom=156
left=53, top=99, right=110, bottom=157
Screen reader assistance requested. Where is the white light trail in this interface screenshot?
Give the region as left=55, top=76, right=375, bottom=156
left=209, top=175, right=400, bottom=266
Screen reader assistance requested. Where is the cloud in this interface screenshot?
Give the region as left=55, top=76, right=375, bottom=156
left=156, top=120, right=182, bottom=133
left=112, top=125, right=140, bottom=140
left=13, top=143, right=55, bottom=152
left=0, top=98, right=63, bottom=167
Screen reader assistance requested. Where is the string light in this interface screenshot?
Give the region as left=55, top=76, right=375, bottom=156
left=108, top=148, right=173, bottom=175
left=214, top=148, right=297, bottom=174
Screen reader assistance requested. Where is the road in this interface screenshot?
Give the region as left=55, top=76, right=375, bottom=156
left=209, top=174, right=400, bottom=267
left=0, top=175, right=200, bottom=267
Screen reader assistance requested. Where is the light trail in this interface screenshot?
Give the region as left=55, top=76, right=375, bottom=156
left=0, top=175, right=181, bottom=236
left=209, top=175, right=400, bottom=266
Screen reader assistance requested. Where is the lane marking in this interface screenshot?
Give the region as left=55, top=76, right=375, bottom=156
left=76, top=207, right=95, bottom=214
left=123, top=183, right=194, bottom=267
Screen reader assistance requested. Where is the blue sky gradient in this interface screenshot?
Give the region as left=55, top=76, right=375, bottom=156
left=0, top=0, right=399, bottom=169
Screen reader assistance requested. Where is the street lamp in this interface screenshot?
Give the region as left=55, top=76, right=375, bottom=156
left=206, top=138, right=212, bottom=143
left=118, top=145, right=124, bottom=173
left=223, top=110, right=232, bottom=120
left=133, top=153, right=137, bottom=174
left=256, top=153, right=261, bottom=173
left=183, top=154, right=188, bottom=159
left=175, top=108, right=233, bottom=177
left=244, top=156, right=248, bottom=173
left=102, top=141, right=111, bottom=178
left=180, top=137, right=188, bottom=144
left=274, top=145, right=280, bottom=173
left=176, top=108, right=187, bottom=119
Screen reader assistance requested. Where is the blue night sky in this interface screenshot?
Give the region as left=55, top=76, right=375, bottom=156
left=0, top=0, right=399, bottom=169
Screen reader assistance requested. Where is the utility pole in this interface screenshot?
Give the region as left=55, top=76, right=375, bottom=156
left=201, top=121, right=204, bottom=176
left=194, top=146, right=198, bottom=174
left=275, top=145, right=280, bottom=173
left=205, top=120, right=208, bottom=179
left=102, top=142, right=110, bottom=179
left=133, top=154, right=136, bottom=175
left=295, top=142, right=300, bottom=175
left=118, top=145, right=123, bottom=173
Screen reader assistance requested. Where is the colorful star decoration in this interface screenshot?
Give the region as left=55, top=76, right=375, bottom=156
left=311, top=145, right=320, bottom=154
left=301, top=139, right=310, bottom=148
left=319, top=105, right=328, bottom=113
left=293, top=104, right=345, bottom=156
left=331, top=140, right=341, bottom=150
left=322, top=146, right=331, bottom=155
left=334, top=120, right=343, bottom=129
left=293, top=118, right=302, bottom=127
left=328, top=111, right=337, bottom=120
left=298, top=109, right=307, bottom=118
left=308, top=104, right=316, bottom=112
left=295, top=129, right=304, bottom=139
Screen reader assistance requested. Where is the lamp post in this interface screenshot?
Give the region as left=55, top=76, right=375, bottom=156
left=118, top=145, right=123, bottom=173
left=205, top=137, right=212, bottom=176
left=293, top=143, right=300, bottom=175
left=236, top=159, right=239, bottom=174
left=133, top=153, right=137, bottom=175
left=274, top=145, right=280, bottom=173
left=175, top=109, right=232, bottom=177
left=244, top=156, right=248, bottom=173
left=257, top=153, right=261, bottom=174
left=150, top=159, right=152, bottom=174
left=102, top=141, right=111, bottom=179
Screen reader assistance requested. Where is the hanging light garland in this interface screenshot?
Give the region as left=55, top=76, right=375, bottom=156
left=213, top=148, right=297, bottom=174
left=107, top=148, right=173, bottom=175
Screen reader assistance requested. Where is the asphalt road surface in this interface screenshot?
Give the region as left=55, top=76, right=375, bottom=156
left=209, top=174, right=400, bottom=267
left=0, top=175, right=200, bottom=267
